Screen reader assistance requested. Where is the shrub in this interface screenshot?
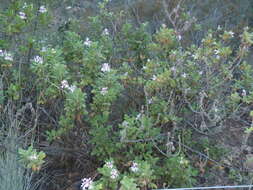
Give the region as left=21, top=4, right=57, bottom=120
left=1, top=0, right=253, bottom=189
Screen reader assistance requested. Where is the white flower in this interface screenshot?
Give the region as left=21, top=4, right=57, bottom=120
left=177, top=35, right=182, bottom=41
left=33, top=56, right=43, bottom=64
left=228, top=31, right=234, bottom=37
left=39, top=5, right=47, bottom=13
left=130, top=162, right=139, bottom=172
left=100, top=87, right=108, bottom=95
left=66, top=6, right=72, bottom=10
left=28, top=154, right=38, bottom=161
left=4, top=52, right=13, bottom=61
left=214, top=49, right=219, bottom=55
left=68, top=85, right=77, bottom=92
left=84, top=38, right=92, bottom=47
left=110, top=169, right=119, bottom=179
left=162, top=23, right=166, bottom=28
left=182, top=73, right=187, bottom=78
left=171, top=66, right=176, bottom=72
left=148, top=99, right=153, bottom=104
left=61, top=80, right=69, bottom=89
left=18, top=12, right=26, bottom=19
left=101, top=63, right=111, bottom=72
left=81, top=178, right=93, bottom=190
left=242, top=89, right=247, bottom=97
left=152, top=75, right=157, bottom=81
left=217, top=25, right=222, bottom=31
left=199, top=71, right=203, bottom=75
left=102, top=28, right=109, bottom=35
left=105, top=161, right=114, bottom=169
left=136, top=113, right=141, bottom=120
left=142, top=66, right=147, bottom=70
left=147, top=59, right=151, bottom=62
left=0, top=50, right=13, bottom=61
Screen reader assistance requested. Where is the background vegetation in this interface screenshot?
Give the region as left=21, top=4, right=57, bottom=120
left=1, top=0, right=253, bottom=189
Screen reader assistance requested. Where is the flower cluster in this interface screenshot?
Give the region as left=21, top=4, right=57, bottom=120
left=152, top=75, right=157, bottom=81
left=101, top=63, right=111, bottom=72
left=60, top=80, right=77, bottom=92
left=105, top=160, right=114, bottom=169
left=102, top=28, right=109, bottom=35
left=100, top=87, right=108, bottom=95
left=33, top=56, right=43, bottom=64
left=105, top=161, right=119, bottom=179
left=0, top=50, right=13, bottom=61
left=18, top=12, right=27, bottom=19
left=110, top=168, right=119, bottom=179
left=84, top=38, right=92, bottom=47
left=228, top=31, right=234, bottom=37
left=130, top=162, right=139, bottom=172
left=81, top=178, right=93, bottom=190
left=39, top=5, right=47, bottom=13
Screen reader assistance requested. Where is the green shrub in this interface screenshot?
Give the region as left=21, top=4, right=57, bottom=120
left=1, top=0, right=253, bottom=189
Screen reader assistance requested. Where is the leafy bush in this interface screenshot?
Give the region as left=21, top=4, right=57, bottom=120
left=1, top=0, right=253, bottom=189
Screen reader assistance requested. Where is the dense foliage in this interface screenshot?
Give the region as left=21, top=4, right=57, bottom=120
left=1, top=0, right=253, bottom=189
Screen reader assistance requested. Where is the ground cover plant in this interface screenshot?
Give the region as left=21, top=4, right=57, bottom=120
left=1, top=0, right=253, bottom=189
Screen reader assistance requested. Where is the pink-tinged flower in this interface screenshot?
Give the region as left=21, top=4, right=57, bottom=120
left=110, top=168, right=119, bottom=179
left=105, top=161, right=114, bottom=169
left=61, top=80, right=69, bottom=89
left=101, top=63, right=111, bottom=72
left=18, top=12, right=27, bottom=19
left=130, top=162, right=139, bottom=172
left=81, top=178, right=93, bottom=190
left=39, top=6, right=47, bottom=13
